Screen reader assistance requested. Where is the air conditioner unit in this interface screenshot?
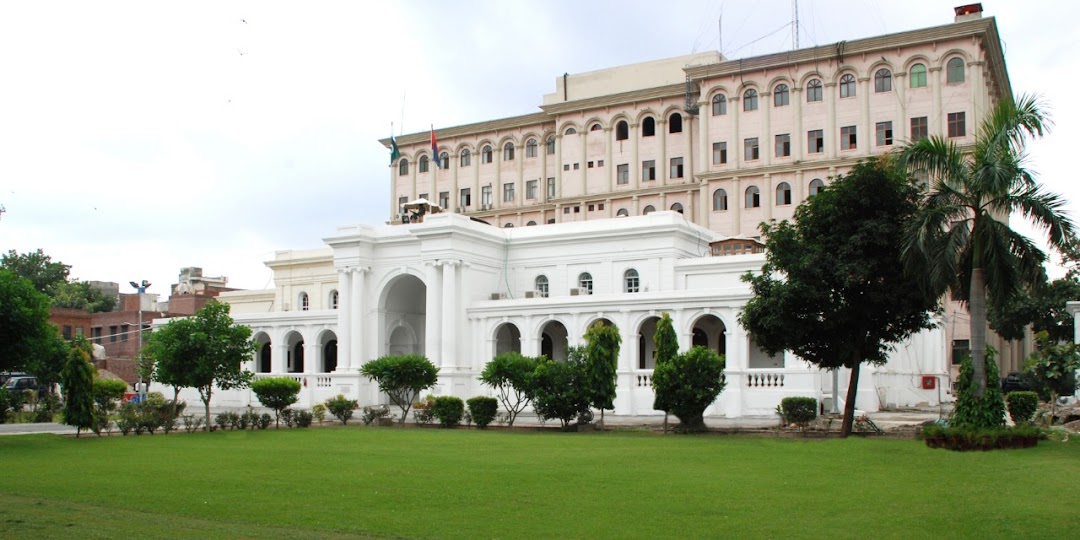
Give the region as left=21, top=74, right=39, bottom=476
left=569, top=288, right=586, bottom=296
left=400, top=214, right=411, bottom=223
left=490, top=293, right=508, bottom=300
left=456, top=207, right=465, bottom=213
left=481, top=203, right=492, bottom=211
left=524, top=290, right=544, bottom=299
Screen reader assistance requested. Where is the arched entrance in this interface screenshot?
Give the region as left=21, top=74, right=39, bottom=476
left=254, top=332, right=272, bottom=373
left=637, top=316, right=660, bottom=369
left=284, top=331, right=304, bottom=373
left=539, top=320, right=568, bottom=361
left=318, top=330, right=338, bottom=373
left=494, top=323, right=521, bottom=356
left=380, top=274, right=427, bottom=357
left=691, top=315, right=727, bottom=358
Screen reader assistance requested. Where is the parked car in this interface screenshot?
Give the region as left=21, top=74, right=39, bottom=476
left=1001, top=371, right=1031, bottom=393
left=0, top=372, right=28, bottom=385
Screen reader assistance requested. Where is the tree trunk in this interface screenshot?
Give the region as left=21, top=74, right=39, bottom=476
left=599, top=408, right=605, bottom=430
left=678, top=414, right=707, bottom=433
left=663, top=412, right=669, bottom=434
left=840, top=363, right=861, bottom=438
left=202, top=388, right=212, bottom=433
left=172, top=386, right=181, bottom=418
left=969, top=268, right=988, bottom=398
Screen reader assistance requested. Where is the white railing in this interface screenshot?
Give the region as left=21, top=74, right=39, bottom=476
left=745, top=371, right=785, bottom=389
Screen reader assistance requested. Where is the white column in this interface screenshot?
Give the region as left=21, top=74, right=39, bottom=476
left=274, top=342, right=289, bottom=374
left=425, top=262, right=443, bottom=364
left=825, top=83, right=837, bottom=159
left=304, top=340, right=318, bottom=375
left=930, top=66, right=943, bottom=133
left=762, top=91, right=772, bottom=167
left=441, top=260, right=458, bottom=370
left=336, top=269, right=352, bottom=371
left=350, top=268, right=366, bottom=367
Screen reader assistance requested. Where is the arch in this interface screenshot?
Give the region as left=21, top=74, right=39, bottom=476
left=419, top=155, right=430, bottom=173
left=546, top=136, right=556, bottom=155
left=494, top=322, right=522, bottom=356
left=298, top=292, right=310, bottom=311
left=253, top=332, right=272, bottom=373
left=744, top=185, right=761, bottom=208
left=773, top=83, right=790, bottom=107
left=743, top=88, right=759, bottom=111
left=539, top=320, right=569, bottom=361
left=589, top=123, right=603, bottom=132
left=583, top=317, right=617, bottom=338
left=283, top=330, right=305, bottom=373
left=379, top=273, right=427, bottom=357
left=711, top=93, right=727, bottom=116
left=560, top=120, right=581, bottom=135
left=564, top=127, right=577, bottom=135
left=398, top=158, right=409, bottom=176
left=641, top=116, right=656, bottom=137
left=670, top=202, right=684, bottom=214
left=805, top=78, right=823, bottom=103
left=839, top=73, right=856, bottom=98
left=808, top=178, right=825, bottom=197
left=946, top=56, right=966, bottom=84
left=712, top=188, right=728, bottom=211
left=526, top=220, right=537, bottom=226
left=909, top=62, right=928, bottom=88
left=636, top=316, right=661, bottom=369
left=503, top=141, right=515, bottom=161
left=643, top=204, right=656, bottom=215
left=503, top=223, right=514, bottom=228
left=775, top=182, right=792, bottom=205
left=616, top=208, right=629, bottom=217
left=624, top=268, right=640, bottom=293
left=748, top=334, right=783, bottom=368
left=615, top=120, right=629, bottom=141
left=317, top=329, right=338, bottom=373
left=525, top=138, right=538, bottom=158
left=329, top=290, right=339, bottom=310
left=439, top=152, right=449, bottom=169
left=535, top=275, right=549, bottom=297
left=690, top=314, right=727, bottom=358
left=459, top=148, right=472, bottom=167
left=668, top=112, right=683, bottom=133
left=481, top=144, right=493, bottom=164
left=874, top=68, right=893, bottom=93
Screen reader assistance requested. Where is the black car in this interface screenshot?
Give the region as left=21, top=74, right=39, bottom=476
left=1001, top=371, right=1030, bottom=393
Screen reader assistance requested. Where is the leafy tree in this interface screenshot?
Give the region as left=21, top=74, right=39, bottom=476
left=1, top=249, right=70, bottom=296
left=51, top=280, right=117, bottom=313
left=989, top=276, right=1080, bottom=344
left=0, top=269, right=52, bottom=373
left=583, top=320, right=620, bottom=428
left=93, top=378, right=129, bottom=409
left=144, top=301, right=255, bottom=432
left=653, top=313, right=678, bottom=430
left=359, top=354, right=439, bottom=424
left=25, top=332, right=69, bottom=397
left=899, top=94, right=1076, bottom=397
left=740, top=158, right=938, bottom=437
left=531, top=347, right=590, bottom=429
left=951, top=349, right=1006, bottom=429
left=61, top=337, right=96, bottom=437
left=479, top=351, right=539, bottom=427
left=651, top=346, right=726, bottom=432
left=1025, top=331, right=1080, bottom=418
left=250, top=377, right=302, bottom=428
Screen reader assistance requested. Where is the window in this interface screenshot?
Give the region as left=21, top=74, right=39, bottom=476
left=460, top=149, right=471, bottom=167
left=744, top=137, right=759, bottom=161
left=713, top=189, right=728, bottom=211
left=398, top=158, right=409, bottom=175
left=503, top=223, right=514, bottom=228
left=300, top=292, right=310, bottom=311
left=578, top=273, right=593, bottom=295
left=63, top=325, right=72, bottom=340
left=76, top=326, right=84, bottom=337
left=418, top=192, right=428, bottom=201
left=546, top=137, right=555, bottom=155
left=526, top=179, right=538, bottom=200
left=951, top=339, right=970, bottom=365
left=910, top=63, right=927, bottom=88
left=121, top=324, right=129, bottom=341
left=525, top=139, right=537, bottom=158
left=839, top=74, right=856, bottom=98
left=460, top=188, right=471, bottom=207
left=419, top=155, right=429, bottom=173
left=947, top=57, right=965, bottom=84
left=439, top=191, right=449, bottom=209
left=590, top=123, right=601, bottom=132
left=624, top=269, right=640, bottom=293
left=331, top=290, right=339, bottom=310
left=807, top=79, right=823, bottom=102
left=526, top=221, right=537, bottom=226
left=573, top=163, right=579, bottom=170
left=745, top=186, right=760, bottom=208
left=587, top=161, right=594, bottom=168
left=712, top=94, right=727, bottom=115
left=617, top=164, right=629, bottom=185
left=667, top=113, right=682, bottom=134
left=398, top=195, right=408, bottom=214
left=948, top=112, right=966, bottom=138
left=439, top=152, right=449, bottom=169
left=775, top=134, right=791, bottom=157
left=503, top=142, right=515, bottom=161
left=642, top=117, right=655, bottom=137
left=874, top=69, right=892, bottom=93
left=481, top=185, right=492, bottom=206
left=876, top=121, right=893, bottom=146
left=616, top=120, right=629, bottom=141
left=503, top=183, right=515, bottom=202
left=841, top=126, right=857, bottom=150
left=616, top=208, right=629, bottom=217
left=92, top=326, right=102, bottom=344
left=670, top=157, right=684, bottom=179
left=565, top=127, right=577, bottom=135
left=713, top=142, right=727, bottom=164
left=643, top=205, right=656, bottom=214
left=535, top=275, right=549, bottom=298
left=775, top=182, right=792, bottom=205
left=743, top=89, right=758, bottom=111
left=642, top=160, right=656, bottom=181
left=911, top=116, right=928, bottom=141
left=547, top=177, right=555, bottom=199
left=481, top=145, right=493, bottom=163
left=808, top=130, right=824, bottom=154
left=774, top=84, right=789, bottom=107
left=809, top=178, right=825, bottom=197
left=670, top=202, right=683, bottom=214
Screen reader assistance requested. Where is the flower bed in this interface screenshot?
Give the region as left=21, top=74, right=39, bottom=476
left=922, top=424, right=1041, bottom=451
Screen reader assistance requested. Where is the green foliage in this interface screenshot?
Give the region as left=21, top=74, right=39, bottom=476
left=466, top=396, right=498, bottom=429
left=531, top=348, right=591, bottom=429
left=50, top=280, right=117, bottom=313
left=60, top=337, right=96, bottom=436
left=0, top=387, right=14, bottom=424
left=431, top=396, right=465, bottom=428
left=312, top=403, right=327, bottom=423
left=1, top=249, right=70, bottom=296
left=361, top=405, right=390, bottom=425
left=989, top=277, right=1080, bottom=343
left=250, top=377, right=302, bottom=428
left=359, top=354, right=439, bottom=424
left=92, top=378, right=128, bottom=409
left=921, top=423, right=1042, bottom=451
left=295, top=410, right=314, bottom=428
left=951, top=350, right=1006, bottom=430
left=479, top=351, right=539, bottom=427
left=1024, top=331, right=1080, bottom=403
left=325, top=394, right=357, bottom=425
left=1006, top=391, right=1039, bottom=425
left=583, top=320, right=621, bottom=418
left=780, top=397, right=818, bottom=426
left=651, top=346, right=726, bottom=432
left=653, top=312, right=678, bottom=412
left=25, top=333, right=68, bottom=397
left=0, top=269, right=53, bottom=373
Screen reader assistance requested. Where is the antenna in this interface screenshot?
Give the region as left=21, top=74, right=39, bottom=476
left=792, top=0, right=800, bottom=49
left=718, top=14, right=723, bottom=55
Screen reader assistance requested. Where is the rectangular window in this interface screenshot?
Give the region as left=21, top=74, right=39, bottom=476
left=587, top=161, right=594, bottom=168
left=876, top=121, right=893, bottom=146
left=526, top=179, right=538, bottom=200
left=588, top=204, right=595, bottom=212
left=713, top=142, right=727, bottom=164
left=481, top=185, right=492, bottom=206
left=669, top=157, right=683, bottom=179
left=574, top=206, right=580, bottom=213
left=744, top=138, right=759, bottom=161
left=547, top=177, right=556, bottom=199
left=597, top=160, right=604, bottom=167
left=948, top=112, right=966, bottom=138
left=503, top=183, right=515, bottom=202
left=121, top=324, right=130, bottom=342
left=840, top=126, right=857, bottom=150
left=563, top=164, right=570, bottom=171
left=398, top=196, right=408, bottom=214
left=63, top=325, right=72, bottom=340
left=911, top=117, right=928, bottom=141
left=573, top=163, right=580, bottom=170
left=92, top=326, right=102, bottom=344
left=418, top=193, right=428, bottom=202
left=951, top=339, right=970, bottom=365
left=616, top=164, right=629, bottom=185
left=564, top=207, right=570, bottom=214
left=109, top=326, right=118, bottom=343
left=774, top=134, right=791, bottom=158
left=642, top=160, right=656, bottom=181
left=526, top=143, right=537, bottom=158
left=459, top=188, right=471, bottom=207
left=76, top=326, right=83, bottom=337
left=438, top=191, right=449, bottom=210
left=807, top=130, right=824, bottom=154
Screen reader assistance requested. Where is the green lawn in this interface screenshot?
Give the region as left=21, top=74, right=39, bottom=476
left=0, top=427, right=1077, bottom=539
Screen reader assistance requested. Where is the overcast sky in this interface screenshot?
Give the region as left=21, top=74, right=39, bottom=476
left=2, top=0, right=1078, bottom=296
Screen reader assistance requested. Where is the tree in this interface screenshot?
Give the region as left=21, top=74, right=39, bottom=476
left=144, top=301, right=255, bottom=431
left=25, top=333, right=69, bottom=398
left=0, top=269, right=52, bottom=373
left=1, top=249, right=70, bottom=296
left=359, top=354, right=439, bottom=424
left=51, top=280, right=117, bottom=313
left=1025, top=331, right=1080, bottom=418
left=740, top=158, right=938, bottom=437
left=250, top=377, right=302, bottom=428
left=583, top=320, right=620, bottom=428
left=61, top=337, right=96, bottom=437
left=989, top=276, right=1080, bottom=344
left=651, top=346, right=727, bottom=432
left=479, top=351, right=539, bottom=427
left=899, top=94, right=1076, bottom=397
left=652, top=313, right=678, bottom=431
left=530, top=347, right=591, bottom=429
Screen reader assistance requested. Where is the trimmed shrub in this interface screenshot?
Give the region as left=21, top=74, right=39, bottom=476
left=651, top=346, right=727, bottom=432
left=92, top=379, right=128, bottom=410
left=312, top=403, right=327, bottom=423
left=780, top=397, right=818, bottom=427
left=467, top=396, right=499, bottom=429
left=250, top=377, right=302, bottom=429
left=295, top=410, right=314, bottom=428
left=359, top=354, right=439, bottom=424
left=325, top=394, right=357, bottom=425
left=531, top=349, right=591, bottom=429
left=361, top=405, right=390, bottom=425
left=1006, top=391, right=1039, bottom=425
left=281, top=408, right=296, bottom=428
left=258, top=413, right=272, bottom=430
left=432, top=396, right=465, bottom=428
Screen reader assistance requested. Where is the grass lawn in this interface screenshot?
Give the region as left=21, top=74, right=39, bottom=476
left=0, top=426, right=1077, bottom=539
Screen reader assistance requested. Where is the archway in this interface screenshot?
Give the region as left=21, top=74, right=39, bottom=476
left=691, top=315, right=727, bottom=358
left=284, top=331, right=304, bottom=373
left=494, top=323, right=521, bottom=356
left=318, top=330, right=338, bottom=373
left=637, top=316, right=660, bottom=369
left=539, top=320, right=569, bottom=361
left=254, top=332, right=272, bottom=373
left=380, top=274, right=427, bottom=357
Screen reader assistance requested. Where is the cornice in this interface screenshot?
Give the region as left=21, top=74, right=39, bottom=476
left=380, top=112, right=553, bottom=148
left=539, top=83, right=687, bottom=115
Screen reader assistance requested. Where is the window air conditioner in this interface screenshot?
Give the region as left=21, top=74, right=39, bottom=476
left=524, top=290, right=543, bottom=299
left=569, top=288, right=585, bottom=296
left=490, top=293, right=508, bottom=300
left=481, top=204, right=492, bottom=211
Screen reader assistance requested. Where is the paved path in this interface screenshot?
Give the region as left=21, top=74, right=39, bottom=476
left=0, top=422, right=78, bottom=436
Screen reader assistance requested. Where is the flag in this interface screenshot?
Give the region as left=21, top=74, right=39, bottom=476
left=431, top=125, right=442, bottom=168
left=389, top=134, right=401, bottom=165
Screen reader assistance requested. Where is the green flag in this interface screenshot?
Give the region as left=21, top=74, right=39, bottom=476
left=389, top=135, right=401, bottom=165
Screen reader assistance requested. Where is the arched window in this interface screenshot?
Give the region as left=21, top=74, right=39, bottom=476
left=947, top=57, right=965, bottom=84
left=546, top=137, right=555, bottom=155
left=564, top=127, right=577, bottom=135
left=525, top=138, right=538, bottom=158
left=330, top=290, right=339, bottom=310
left=909, top=63, right=927, bottom=88
left=503, top=142, right=515, bottom=161
left=398, top=158, right=409, bottom=176
left=299, top=292, right=310, bottom=311
left=643, top=205, right=655, bottom=215
left=743, top=89, right=758, bottom=111
left=839, top=74, right=856, bottom=98
left=535, top=275, right=549, bottom=297
left=712, top=189, right=728, bottom=211
left=670, top=202, right=684, bottom=214
left=615, top=120, right=629, bottom=141
left=578, top=273, right=593, bottom=295
left=460, top=149, right=471, bottom=167
left=745, top=186, right=761, bottom=208
left=806, top=79, right=823, bottom=102
left=712, top=94, right=727, bottom=115
left=503, top=223, right=514, bottom=228
left=874, top=69, right=892, bottom=93
left=642, top=117, right=655, bottom=137
left=773, top=84, right=789, bottom=107
left=809, top=178, right=825, bottom=197
left=775, top=182, right=792, bottom=205
left=481, top=145, right=493, bottom=164
left=624, top=269, right=640, bottom=293
left=440, top=152, right=449, bottom=169
left=669, top=113, right=682, bottom=133
left=616, top=208, right=629, bottom=217
left=526, top=220, right=537, bottom=226
left=419, top=155, right=429, bottom=173
left=589, top=123, right=602, bottom=132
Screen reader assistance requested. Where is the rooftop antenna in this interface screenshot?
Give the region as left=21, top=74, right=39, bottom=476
left=718, top=14, right=723, bottom=56
left=792, top=0, right=800, bottom=49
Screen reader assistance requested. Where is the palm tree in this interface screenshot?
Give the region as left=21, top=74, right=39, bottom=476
left=899, top=94, right=1075, bottom=397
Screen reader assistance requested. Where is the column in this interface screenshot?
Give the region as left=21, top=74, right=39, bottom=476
left=605, top=127, right=615, bottom=191
left=516, top=141, right=525, bottom=207
left=657, top=119, right=667, bottom=185
left=630, top=123, right=640, bottom=190
left=761, top=91, right=772, bottom=166
left=762, top=173, right=772, bottom=223
left=730, top=96, right=741, bottom=168
left=425, top=263, right=442, bottom=365
left=554, top=134, right=563, bottom=199
left=731, top=176, right=742, bottom=236
left=859, top=77, right=871, bottom=156
left=969, top=60, right=984, bottom=123
left=494, top=143, right=503, bottom=209
left=304, top=340, right=318, bottom=375
left=441, top=260, right=458, bottom=370
left=894, top=71, right=907, bottom=145
left=337, top=269, right=352, bottom=371
left=686, top=189, right=695, bottom=222
left=274, top=342, right=289, bottom=374
left=472, top=146, right=480, bottom=211
left=825, top=83, right=837, bottom=159
left=579, top=130, right=587, bottom=196
left=631, top=195, right=640, bottom=215
left=792, top=87, right=803, bottom=161
left=698, top=94, right=710, bottom=175
left=350, top=268, right=366, bottom=368
left=930, top=66, right=943, bottom=133
left=698, top=184, right=709, bottom=225
left=793, top=170, right=804, bottom=204
left=451, top=150, right=459, bottom=212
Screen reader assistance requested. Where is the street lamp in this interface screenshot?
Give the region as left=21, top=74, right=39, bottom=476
left=130, top=280, right=151, bottom=400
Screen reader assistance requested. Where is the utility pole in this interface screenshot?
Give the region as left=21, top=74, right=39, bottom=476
left=129, top=279, right=151, bottom=400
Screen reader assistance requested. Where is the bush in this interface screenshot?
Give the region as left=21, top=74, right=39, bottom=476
left=951, top=350, right=1006, bottom=430
left=1006, top=391, right=1039, bottom=424
left=250, top=377, right=302, bottom=429
left=312, top=403, right=327, bottom=423
left=241, top=407, right=260, bottom=430
left=0, top=387, right=13, bottom=424
left=467, top=396, right=499, bottom=429
left=432, top=396, right=464, bottom=428
left=651, top=346, right=727, bottom=432
left=360, top=355, right=439, bottom=424
left=780, top=397, right=818, bottom=427
left=281, top=408, right=296, bottom=428
left=215, top=412, right=232, bottom=432
left=92, top=379, right=128, bottom=410
left=480, top=352, right=541, bottom=427
left=182, top=414, right=204, bottom=433
left=361, top=405, right=390, bottom=425
left=325, top=394, right=357, bottom=425
left=531, top=349, right=591, bottom=429
left=295, top=410, right=313, bottom=428
left=258, top=413, right=272, bottom=429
